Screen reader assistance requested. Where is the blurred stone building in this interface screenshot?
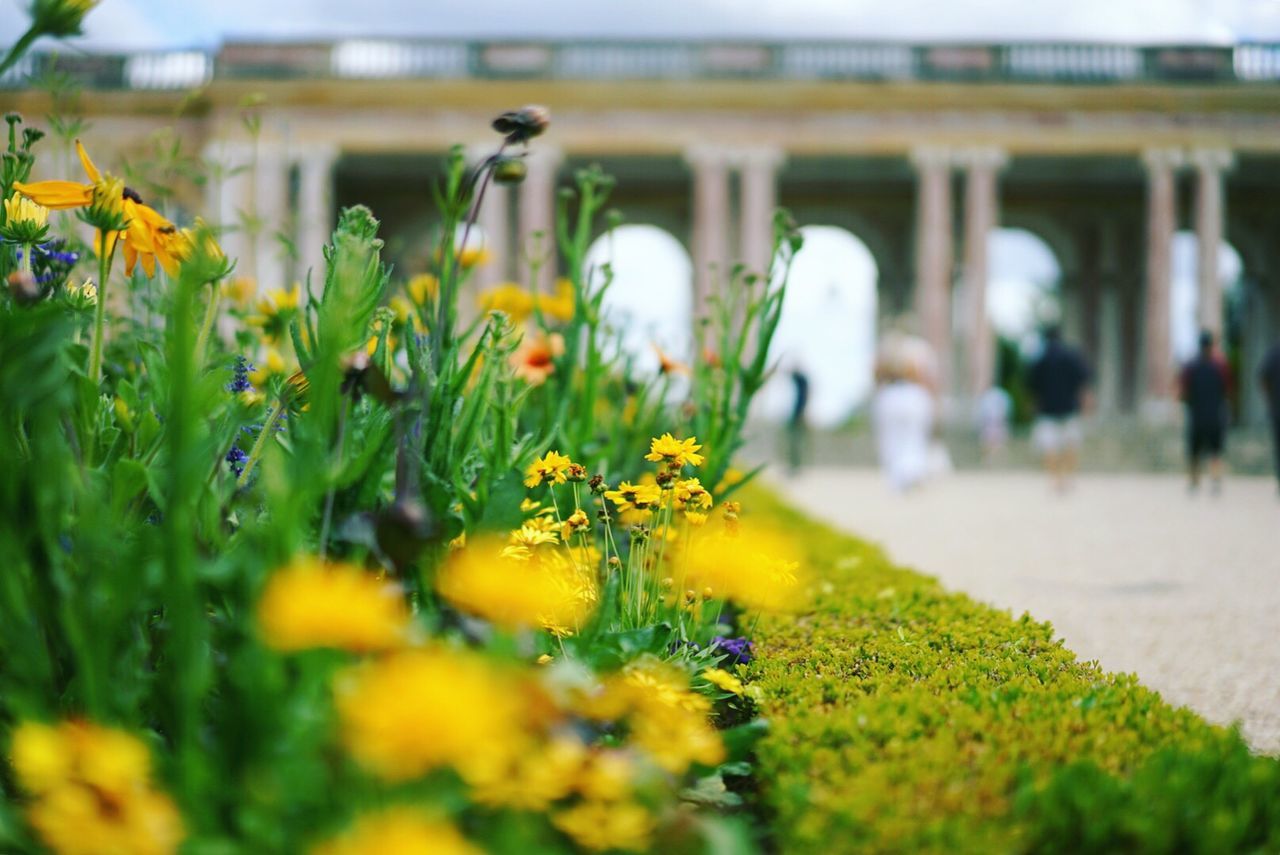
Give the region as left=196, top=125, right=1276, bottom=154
left=5, top=39, right=1280, bottom=430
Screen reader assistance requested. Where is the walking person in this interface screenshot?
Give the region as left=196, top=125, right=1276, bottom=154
left=871, top=361, right=935, bottom=493
left=1179, top=330, right=1231, bottom=495
left=785, top=365, right=810, bottom=475
left=1259, top=337, right=1280, bottom=493
left=1027, top=325, right=1091, bottom=493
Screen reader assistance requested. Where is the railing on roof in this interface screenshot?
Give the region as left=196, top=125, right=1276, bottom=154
left=1, top=41, right=1277, bottom=90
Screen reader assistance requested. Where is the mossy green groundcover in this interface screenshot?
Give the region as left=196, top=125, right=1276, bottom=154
left=744, top=488, right=1280, bottom=854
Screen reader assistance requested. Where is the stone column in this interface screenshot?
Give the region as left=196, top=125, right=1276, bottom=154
left=1141, top=148, right=1184, bottom=409
left=959, top=147, right=1007, bottom=399
left=252, top=140, right=292, bottom=291
left=203, top=140, right=254, bottom=280
left=737, top=146, right=786, bottom=280
left=910, top=146, right=954, bottom=394
left=1096, top=223, right=1123, bottom=416
left=1191, top=148, right=1234, bottom=340
left=686, top=145, right=733, bottom=316
left=295, top=144, right=338, bottom=289
left=517, top=145, right=563, bottom=292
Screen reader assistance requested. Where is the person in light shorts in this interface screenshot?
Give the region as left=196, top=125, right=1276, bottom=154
left=1032, top=415, right=1083, bottom=457
left=1027, top=326, right=1091, bottom=492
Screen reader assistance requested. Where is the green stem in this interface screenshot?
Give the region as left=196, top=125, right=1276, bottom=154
left=0, top=27, right=38, bottom=79
left=194, top=282, right=220, bottom=368
left=236, top=399, right=286, bottom=488
left=87, top=235, right=116, bottom=386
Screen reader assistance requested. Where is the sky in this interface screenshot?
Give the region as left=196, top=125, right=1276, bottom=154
left=3, top=0, right=1280, bottom=50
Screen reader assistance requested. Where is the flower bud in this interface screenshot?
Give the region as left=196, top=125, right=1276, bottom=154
left=491, top=105, right=550, bottom=144
left=492, top=156, right=528, bottom=185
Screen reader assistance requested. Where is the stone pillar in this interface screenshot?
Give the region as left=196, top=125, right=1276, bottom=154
left=203, top=140, right=254, bottom=280
left=466, top=145, right=513, bottom=288
left=737, top=146, right=786, bottom=280
left=253, top=140, right=292, bottom=291
left=1141, top=148, right=1184, bottom=409
left=959, top=147, right=1008, bottom=399
left=686, top=145, right=733, bottom=315
left=1191, top=148, right=1234, bottom=340
left=910, top=146, right=954, bottom=394
left=517, top=145, right=562, bottom=292
left=1096, top=223, right=1123, bottom=416
left=295, top=144, right=338, bottom=289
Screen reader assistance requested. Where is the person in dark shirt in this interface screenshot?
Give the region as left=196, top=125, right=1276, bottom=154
left=1260, top=339, right=1280, bottom=492
left=1027, top=326, right=1091, bottom=492
left=786, top=366, right=810, bottom=475
left=1179, top=330, right=1230, bottom=494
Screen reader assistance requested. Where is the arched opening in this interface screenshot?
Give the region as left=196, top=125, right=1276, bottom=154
left=1170, top=231, right=1243, bottom=363
left=761, top=225, right=879, bottom=428
left=987, top=228, right=1063, bottom=346
left=585, top=225, right=693, bottom=374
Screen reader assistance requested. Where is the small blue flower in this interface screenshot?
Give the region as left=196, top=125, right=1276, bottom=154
left=710, top=635, right=755, bottom=666
left=227, top=356, right=255, bottom=394
left=225, top=444, right=249, bottom=477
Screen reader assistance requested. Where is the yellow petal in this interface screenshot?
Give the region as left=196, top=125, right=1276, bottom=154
left=76, top=139, right=101, bottom=183
left=12, top=180, right=92, bottom=209
left=123, top=242, right=138, bottom=275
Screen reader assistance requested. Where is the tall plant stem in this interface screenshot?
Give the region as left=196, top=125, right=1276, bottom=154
left=194, top=282, right=220, bottom=368
left=87, top=236, right=117, bottom=386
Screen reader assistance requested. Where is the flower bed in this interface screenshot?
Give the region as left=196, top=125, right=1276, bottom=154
left=745, top=487, right=1280, bottom=854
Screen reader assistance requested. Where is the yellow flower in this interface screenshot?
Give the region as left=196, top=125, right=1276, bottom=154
left=437, top=536, right=595, bottom=634
left=66, top=277, right=96, bottom=305
left=511, top=332, right=564, bottom=386
left=686, top=526, right=805, bottom=613
left=561, top=508, right=590, bottom=540
left=575, top=750, right=635, bottom=802
left=248, top=348, right=290, bottom=389
left=311, top=807, right=482, bottom=855
left=406, top=273, right=439, bottom=305
left=468, top=736, right=585, bottom=810
left=537, top=278, right=576, bottom=322
left=11, top=720, right=184, bottom=855
left=524, top=449, right=573, bottom=488
left=222, top=276, right=257, bottom=308
left=674, top=478, right=713, bottom=513
left=603, top=481, right=662, bottom=514
left=247, top=285, right=301, bottom=344
left=1, top=192, right=49, bottom=242
left=256, top=556, right=414, bottom=653
left=701, top=668, right=745, bottom=696
left=477, top=282, right=535, bottom=322
left=332, top=646, right=525, bottom=782
left=15, top=141, right=184, bottom=275
left=509, top=523, right=559, bottom=551
left=645, top=433, right=704, bottom=469
left=552, top=801, right=655, bottom=853
left=519, top=497, right=542, bottom=514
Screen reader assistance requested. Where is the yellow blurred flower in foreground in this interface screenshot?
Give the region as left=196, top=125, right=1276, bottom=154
left=437, top=536, right=595, bottom=634
left=686, top=525, right=804, bottom=613
left=333, top=647, right=524, bottom=782
left=646, top=433, right=705, bottom=469
left=552, top=800, right=655, bottom=852
left=524, top=449, right=573, bottom=488
left=469, top=735, right=585, bottom=810
left=11, top=720, right=184, bottom=855
left=311, top=807, right=481, bottom=855
left=257, top=556, right=414, bottom=653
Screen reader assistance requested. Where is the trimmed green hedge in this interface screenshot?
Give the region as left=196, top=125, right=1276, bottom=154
left=745, top=488, right=1280, bottom=854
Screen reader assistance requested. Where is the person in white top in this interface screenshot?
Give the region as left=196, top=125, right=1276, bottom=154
left=872, top=328, right=938, bottom=492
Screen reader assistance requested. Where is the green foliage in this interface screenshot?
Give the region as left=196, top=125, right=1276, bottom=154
left=743, top=486, right=1280, bottom=854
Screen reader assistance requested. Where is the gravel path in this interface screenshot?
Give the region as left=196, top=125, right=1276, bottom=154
left=771, top=468, right=1280, bottom=754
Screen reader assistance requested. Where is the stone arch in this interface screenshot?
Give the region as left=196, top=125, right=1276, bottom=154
left=986, top=227, right=1064, bottom=343
left=1170, top=230, right=1244, bottom=363
left=584, top=224, right=694, bottom=374
left=760, top=225, right=880, bottom=428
